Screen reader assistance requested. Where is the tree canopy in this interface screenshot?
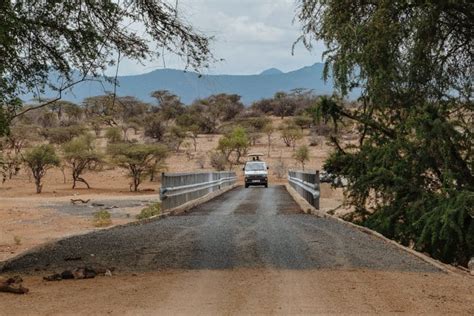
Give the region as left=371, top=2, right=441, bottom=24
left=296, top=0, right=473, bottom=265
left=0, top=0, right=212, bottom=135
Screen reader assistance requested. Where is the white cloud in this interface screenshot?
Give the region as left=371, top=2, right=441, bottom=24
left=115, top=0, right=325, bottom=76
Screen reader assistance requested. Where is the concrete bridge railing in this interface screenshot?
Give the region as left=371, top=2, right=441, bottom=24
left=288, top=170, right=320, bottom=209
left=160, top=171, right=237, bottom=210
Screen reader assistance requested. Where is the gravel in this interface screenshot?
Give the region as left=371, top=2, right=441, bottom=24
left=2, top=186, right=440, bottom=274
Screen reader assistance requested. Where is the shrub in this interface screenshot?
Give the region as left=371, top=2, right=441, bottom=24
left=136, top=202, right=161, bottom=220
left=280, top=120, right=303, bottom=149
left=294, top=145, right=310, bottom=170
left=41, top=125, right=87, bottom=144
left=273, top=158, right=287, bottom=179
left=209, top=151, right=227, bottom=171
left=13, top=236, right=22, bottom=245
left=93, top=210, right=112, bottom=227
left=105, top=127, right=123, bottom=143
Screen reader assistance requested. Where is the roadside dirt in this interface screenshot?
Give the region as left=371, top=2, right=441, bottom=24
left=1, top=269, right=472, bottom=315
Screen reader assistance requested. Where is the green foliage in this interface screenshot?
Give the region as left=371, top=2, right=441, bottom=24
left=23, top=144, right=60, bottom=193
left=136, top=202, right=161, bottom=220
left=293, top=115, right=313, bottom=130
left=151, top=90, right=185, bottom=121
left=297, top=0, right=473, bottom=265
left=294, top=145, right=310, bottom=170
left=105, top=127, right=123, bottom=144
left=108, top=143, right=168, bottom=192
left=143, top=114, right=166, bottom=141
left=165, top=125, right=187, bottom=152
left=93, top=210, right=112, bottom=227
left=41, top=125, right=87, bottom=145
left=217, top=126, right=249, bottom=168
left=62, top=135, right=103, bottom=189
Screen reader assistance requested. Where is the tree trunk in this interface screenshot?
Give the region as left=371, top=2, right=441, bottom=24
left=35, top=178, right=42, bottom=194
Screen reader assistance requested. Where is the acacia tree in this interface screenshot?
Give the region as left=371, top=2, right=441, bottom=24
left=297, top=0, right=473, bottom=265
left=1, top=0, right=212, bottom=135
left=62, top=135, right=103, bottom=189
left=294, top=145, right=310, bottom=170
left=108, top=143, right=167, bottom=192
left=23, top=145, right=60, bottom=193
left=217, top=127, right=250, bottom=169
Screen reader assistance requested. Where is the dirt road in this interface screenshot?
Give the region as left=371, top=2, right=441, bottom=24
left=1, top=186, right=473, bottom=315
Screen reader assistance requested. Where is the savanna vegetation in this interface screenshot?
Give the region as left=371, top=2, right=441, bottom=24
left=296, top=0, right=473, bottom=266
left=0, top=0, right=471, bottom=269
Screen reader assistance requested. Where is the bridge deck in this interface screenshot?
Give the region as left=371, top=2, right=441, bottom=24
left=2, top=185, right=439, bottom=273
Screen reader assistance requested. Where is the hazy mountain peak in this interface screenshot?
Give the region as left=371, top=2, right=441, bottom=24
left=260, top=68, right=284, bottom=75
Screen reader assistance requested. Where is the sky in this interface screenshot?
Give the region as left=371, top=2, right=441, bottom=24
left=116, top=0, right=326, bottom=76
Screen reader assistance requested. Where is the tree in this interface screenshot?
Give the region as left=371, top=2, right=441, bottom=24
left=263, top=123, right=274, bottom=157
left=41, top=125, right=87, bottom=145
left=23, top=145, right=60, bottom=193
left=108, top=143, right=167, bottom=192
left=62, top=135, right=103, bottom=189
left=217, top=127, right=250, bottom=168
left=297, top=0, right=473, bottom=265
left=186, top=125, right=200, bottom=152
left=165, top=126, right=187, bottom=152
left=144, top=113, right=166, bottom=142
left=1, top=1, right=212, bottom=135
left=280, top=121, right=303, bottom=149
left=294, top=145, right=310, bottom=170
left=151, top=91, right=185, bottom=123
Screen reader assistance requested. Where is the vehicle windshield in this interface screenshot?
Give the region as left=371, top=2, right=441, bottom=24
left=245, top=162, right=266, bottom=171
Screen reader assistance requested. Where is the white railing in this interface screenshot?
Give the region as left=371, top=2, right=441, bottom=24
left=160, top=171, right=237, bottom=210
left=288, top=170, right=320, bottom=209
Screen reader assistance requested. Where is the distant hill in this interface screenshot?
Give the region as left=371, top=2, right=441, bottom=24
left=260, top=68, right=284, bottom=75
left=24, top=63, right=344, bottom=105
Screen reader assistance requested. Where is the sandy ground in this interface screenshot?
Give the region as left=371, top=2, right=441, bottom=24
left=1, top=269, right=473, bottom=315
left=0, top=122, right=348, bottom=262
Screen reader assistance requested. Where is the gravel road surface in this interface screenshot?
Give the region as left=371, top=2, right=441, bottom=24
left=2, top=185, right=439, bottom=274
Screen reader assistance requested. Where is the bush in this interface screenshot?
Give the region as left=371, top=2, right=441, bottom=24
left=209, top=151, right=227, bottom=171
left=93, top=210, right=112, bottom=227
left=41, top=125, right=87, bottom=144
left=136, top=202, right=161, bottom=220
left=105, top=127, right=123, bottom=143
left=294, top=145, right=310, bottom=170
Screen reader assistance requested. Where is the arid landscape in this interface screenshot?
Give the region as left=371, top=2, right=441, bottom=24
left=1, top=1, right=473, bottom=314
left=0, top=117, right=346, bottom=262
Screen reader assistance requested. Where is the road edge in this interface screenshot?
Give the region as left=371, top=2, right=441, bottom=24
left=0, top=184, right=239, bottom=273
left=284, top=184, right=466, bottom=276
left=123, top=184, right=240, bottom=227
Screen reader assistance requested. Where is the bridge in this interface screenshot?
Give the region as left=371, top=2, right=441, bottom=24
left=1, top=171, right=472, bottom=315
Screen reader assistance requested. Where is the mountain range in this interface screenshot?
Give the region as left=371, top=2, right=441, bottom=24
left=26, top=63, right=342, bottom=105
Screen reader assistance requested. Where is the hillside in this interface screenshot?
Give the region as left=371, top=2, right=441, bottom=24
left=24, top=63, right=340, bottom=105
